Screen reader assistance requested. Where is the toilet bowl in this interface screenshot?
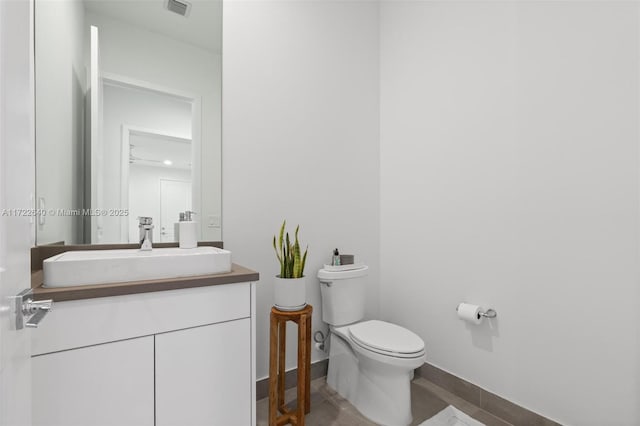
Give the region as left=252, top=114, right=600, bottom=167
left=318, top=265, right=426, bottom=426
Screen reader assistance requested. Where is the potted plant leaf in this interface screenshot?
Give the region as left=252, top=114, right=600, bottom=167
left=273, top=220, right=308, bottom=311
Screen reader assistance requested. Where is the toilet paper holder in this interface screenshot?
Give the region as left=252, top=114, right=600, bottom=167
left=479, top=308, right=497, bottom=318
left=455, top=304, right=497, bottom=318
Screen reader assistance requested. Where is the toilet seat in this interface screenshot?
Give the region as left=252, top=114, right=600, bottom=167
left=348, top=320, right=425, bottom=359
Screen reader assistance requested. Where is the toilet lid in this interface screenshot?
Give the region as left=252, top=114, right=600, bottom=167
left=349, top=320, right=424, bottom=355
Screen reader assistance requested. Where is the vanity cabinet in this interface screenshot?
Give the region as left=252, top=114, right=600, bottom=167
left=31, top=282, right=257, bottom=426
left=33, top=336, right=154, bottom=426
left=156, top=319, right=252, bottom=426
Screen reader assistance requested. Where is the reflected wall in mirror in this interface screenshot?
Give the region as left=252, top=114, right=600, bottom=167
left=35, top=0, right=222, bottom=245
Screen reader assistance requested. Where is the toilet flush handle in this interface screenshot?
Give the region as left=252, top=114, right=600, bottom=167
left=319, top=281, right=333, bottom=287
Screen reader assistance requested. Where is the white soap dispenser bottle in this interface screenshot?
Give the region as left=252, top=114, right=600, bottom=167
left=179, top=210, right=197, bottom=249
left=174, top=212, right=185, bottom=243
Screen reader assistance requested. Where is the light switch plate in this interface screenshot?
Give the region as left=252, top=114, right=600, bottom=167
left=208, top=215, right=221, bottom=228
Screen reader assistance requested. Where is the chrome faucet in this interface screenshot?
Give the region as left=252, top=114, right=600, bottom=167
left=138, top=216, right=154, bottom=251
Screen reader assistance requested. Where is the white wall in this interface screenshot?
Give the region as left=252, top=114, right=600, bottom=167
left=101, top=84, right=192, bottom=242
left=87, top=11, right=222, bottom=241
left=223, top=0, right=380, bottom=380
left=35, top=0, right=85, bottom=244
left=380, top=2, right=640, bottom=424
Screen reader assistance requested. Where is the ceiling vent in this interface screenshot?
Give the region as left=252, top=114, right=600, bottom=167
left=165, top=0, right=191, bottom=17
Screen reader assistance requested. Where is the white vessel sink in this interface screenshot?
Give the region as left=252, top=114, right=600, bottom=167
left=43, top=247, right=232, bottom=288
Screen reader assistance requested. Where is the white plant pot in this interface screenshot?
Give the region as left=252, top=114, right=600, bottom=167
left=274, top=276, right=306, bottom=311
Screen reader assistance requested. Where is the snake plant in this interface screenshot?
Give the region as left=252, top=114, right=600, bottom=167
left=273, top=220, right=308, bottom=278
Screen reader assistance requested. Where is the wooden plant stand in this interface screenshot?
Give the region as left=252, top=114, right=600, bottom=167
left=268, top=304, right=313, bottom=426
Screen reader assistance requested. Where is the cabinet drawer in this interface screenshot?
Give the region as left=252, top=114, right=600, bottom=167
left=33, top=282, right=251, bottom=355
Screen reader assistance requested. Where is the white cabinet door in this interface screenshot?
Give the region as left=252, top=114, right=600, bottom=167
left=156, top=319, right=251, bottom=426
left=32, top=336, right=154, bottom=426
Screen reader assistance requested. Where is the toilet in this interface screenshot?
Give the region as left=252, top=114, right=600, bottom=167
left=317, top=265, right=425, bottom=426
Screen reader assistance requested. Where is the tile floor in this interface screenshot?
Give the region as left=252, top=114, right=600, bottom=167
left=256, top=376, right=512, bottom=426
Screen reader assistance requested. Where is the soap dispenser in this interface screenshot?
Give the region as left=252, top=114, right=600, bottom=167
left=174, top=212, right=185, bottom=243
left=332, top=248, right=341, bottom=266
left=179, top=210, right=197, bottom=249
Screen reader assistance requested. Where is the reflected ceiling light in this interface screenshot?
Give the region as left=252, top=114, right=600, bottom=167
left=163, top=160, right=173, bottom=166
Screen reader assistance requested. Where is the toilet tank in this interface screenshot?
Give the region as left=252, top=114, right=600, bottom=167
left=317, top=265, right=369, bottom=326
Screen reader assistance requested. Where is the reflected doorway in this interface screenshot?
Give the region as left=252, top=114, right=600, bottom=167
left=107, top=77, right=201, bottom=244
left=125, top=128, right=193, bottom=243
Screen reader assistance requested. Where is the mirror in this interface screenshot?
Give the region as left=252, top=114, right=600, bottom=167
left=35, top=0, right=222, bottom=245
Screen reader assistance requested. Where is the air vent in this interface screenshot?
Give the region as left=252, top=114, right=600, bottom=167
left=165, top=0, right=191, bottom=17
